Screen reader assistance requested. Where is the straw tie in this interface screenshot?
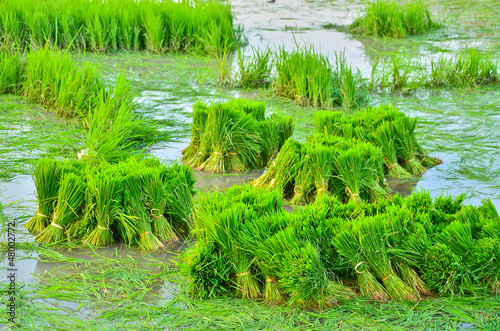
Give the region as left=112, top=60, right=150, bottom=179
left=345, top=187, right=359, bottom=201
left=50, top=222, right=63, bottom=230
left=265, top=278, right=277, bottom=283
left=236, top=272, right=250, bottom=277
left=355, top=261, right=366, bottom=274
left=151, top=208, right=162, bottom=219
left=383, top=157, right=397, bottom=169
left=140, top=232, right=152, bottom=237
left=405, top=158, right=415, bottom=163
left=228, top=152, right=238, bottom=155
left=382, top=268, right=395, bottom=282
left=213, top=151, right=223, bottom=155
left=98, top=225, right=110, bottom=231
left=36, top=212, right=48, bottom=218
left=294, top=186, right=303, bottom=197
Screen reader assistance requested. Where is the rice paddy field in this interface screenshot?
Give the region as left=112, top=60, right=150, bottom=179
left=1, top=0, right=500, bottom=329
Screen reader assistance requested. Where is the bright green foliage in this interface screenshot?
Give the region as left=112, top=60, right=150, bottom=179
left=237, top=46, right=274, bottom=87
left=0, top=0, right=238, bottom=56
left=26, top=157, right=195, bottom=250
left=255, top=104, right=439, bottom=205
left=182, top=99, right=294, bottom=173
left=373, top=48, right=499, bottom=91
left=349, top=0, right=439, bottom=38
left=0, top=49, right=23, bottom=94
left=184, top=186, right=500, bottom=307
left=275, top=46, right=368, bottom=110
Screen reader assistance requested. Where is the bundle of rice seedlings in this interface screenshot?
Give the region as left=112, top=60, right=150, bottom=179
left=310, top=145, right=337, bottom=200
left=184, top=100, right=265, bottom=173
left=422, top=243, right=472, bottom=295
left=270, top=138, right=304, bottom=196
left=183, top=240, right=233, bottom=299
left=371, top=122, right=412, bottom=178
left=122, top=173, right=164, bottom=251
left=290, top=153, right=316, bottom=205
left=349, top=0, right=438, bottom=38
left=334, top=148, right=371, bottom=204
left=35, top=173, right=86, bottom=244
left=335, top=225, right=389, bottom=301
left=314, top=111, right=345, bottom=136
left=394, top=117, right=426, bottom=175
left=357, top=216, right=418, bottom=302
left=142, top=169, right=178, bottom=247
left=257, top=114, right=295, bottom=167
left=469, top=238, right=500, bottom=294
left=26, top=159, right=63, bottom=233
left=83, top=171, right=122, bottom=247
left=164, top=162, right=195, bottom=228
left=182, top=102, right=210, bottom=167
left=383, top=207, right=431, bottom=295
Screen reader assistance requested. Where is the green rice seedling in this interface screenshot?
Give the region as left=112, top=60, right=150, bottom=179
left=269, top=138, right=303, bottom=195
left=314, top=111, right=346, bottom=136
left=257, top=114, right=295, bottom=167
left=25, top=159, right=64, bottom=233
left=371, top=51, right=427, bottom=93
left=394, top=117, right=426, bottom=175
left=310, top=145, right=337, bottom=200
left=183, top=240, right=233, bottom=299
left=422, top=243, right=473, bottom=295
left=289, top=153, right=316, bottom=205
left=357, top=216, right=419, bottom=302
left=469, top=238, right=500, bottom=294
left=22, top=46, right=106, bottom=118
left=0, top=50, right=23, bottom=94
left=183, top=100, right=292, bottom=173
left=182, top=102, right=210, bottom=168
left=142, top=169, right=178, bottom=247
left=334, top=148, right=373, bottom=204
left=274, top=46, right=367, bottom=109
left=35, top=173, right=86, bottom=244
left=429, top=49, right=498, bottom=87
left=371, top=122, right=412, bottom=178
left=349, top=0, right=438, bottom=38
left=83, top=171, right=122, bottom=247
left=199, top=104, right=261, bottom=173
left=237, top=46, right=274, bottom=87
left=163, top=162, right=196, bottom=228
left=335, top=225, right=389, bottom=301
left=0, top=0, right=237, bottom=55
left=84, top=75, right=144, bottom=165
left=122, top=172, right=164, bottom=251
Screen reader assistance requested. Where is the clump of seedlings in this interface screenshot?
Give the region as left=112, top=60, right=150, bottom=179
left=27, top=157, right=195, bottom=250
left=182, top=99, right=294, bottom=173
left=349, top=0, right=440, bottom=38
left=0, top=0, right=238, bottom=56
left=183, top=185, right=500, bottom=307
left=275, top=46, right=368, bottom=110
left=254, top=104, right=439, bottom=205
left=372, top=48, right=499, bottom=92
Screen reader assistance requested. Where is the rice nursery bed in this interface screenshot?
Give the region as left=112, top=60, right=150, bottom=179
left=2, top=0, right=500, bottom=329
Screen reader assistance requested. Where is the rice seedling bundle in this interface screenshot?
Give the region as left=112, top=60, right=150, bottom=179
left=27, top=157, right=195, bottom=250
left=183, top=184, right=500, bottom=307
left=349, top=0, right=439, bottom=38
left=35, top=173, right=86, bottom=244
left=0, top=0, right=238, bottom=55
left=0, top=49, right=23, bottom=94
left=22, top=47, right=107, bottom=118
left=274, top=46, right=368, bottom=109
left=236, top=46, right=274, bottom=88
left=25, top=159, right=65, bottom=233
left=314, top=105, right=439, bottom=178
left=182, top=99, right=294, bottom=173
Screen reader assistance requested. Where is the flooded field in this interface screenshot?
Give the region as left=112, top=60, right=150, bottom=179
left=1, top=0, right=500, bottom=329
